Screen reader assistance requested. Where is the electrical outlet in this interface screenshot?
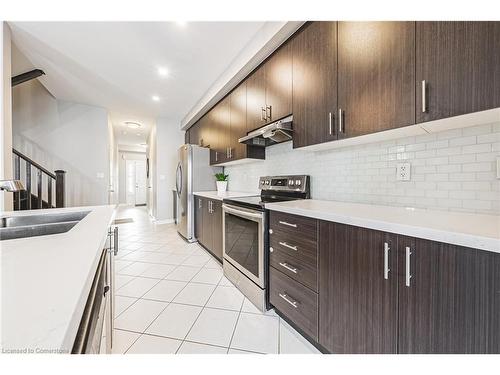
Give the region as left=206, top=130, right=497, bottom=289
left=396, top=163, right=411, bottom=181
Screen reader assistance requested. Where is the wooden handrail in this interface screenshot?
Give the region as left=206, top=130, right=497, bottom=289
left=12, top=148, right=56, bottom=179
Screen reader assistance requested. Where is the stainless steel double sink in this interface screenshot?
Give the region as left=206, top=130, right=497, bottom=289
left=0, top=211, right=90, bottom=241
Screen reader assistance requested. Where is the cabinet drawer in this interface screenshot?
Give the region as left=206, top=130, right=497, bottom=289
left=270, top=231, right=317, bottom=267
left=270, top=247, right=317, bottom=291
left=269, top=211, right=318, bottom=242
left=270, top=268, right=318, bottom=341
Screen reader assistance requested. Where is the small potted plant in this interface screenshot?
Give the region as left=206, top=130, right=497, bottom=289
left=215, top=173, right=229, bottom=195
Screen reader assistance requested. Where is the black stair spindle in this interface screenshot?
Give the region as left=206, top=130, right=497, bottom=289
left=26, top=162, right=32, bottom=210
left=47, top=178, right=53, bottom=208
left=14, top=155, right=21, bottom=210
left=37, top=169, right=43, bottom=209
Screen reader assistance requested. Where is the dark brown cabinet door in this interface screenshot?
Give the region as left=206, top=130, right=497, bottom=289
left=265, top=42, right=292, bottom=122
left=229, top=82, right=247, bottom=160
left=337, top=22, right=415, bottom=139
left=416, top=22, right=500, bottom=123
left=246, top=66, right=267, bottom=132
left=319, top=221, right=398, bottom=353
left=397, top=236, right=500, bottom=353
left=201, top=199, right=213, bottom=250
left=211, top=200, right=223, bottom=261
left=292, top=21, right=338, bottom=148
left=194, top=196, right=204, bottom=244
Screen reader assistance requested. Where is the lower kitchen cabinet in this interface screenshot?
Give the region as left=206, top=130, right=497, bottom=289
left=319, top=222, right=398, bottom=354
left=195, top=196, right=223, bottom=262
left=397, top=236, right=500, bottom=354
left=268, top=210, right=500, bottom=354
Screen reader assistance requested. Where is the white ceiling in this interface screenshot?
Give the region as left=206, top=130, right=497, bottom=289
left=8, top=21, right=273, bottom=145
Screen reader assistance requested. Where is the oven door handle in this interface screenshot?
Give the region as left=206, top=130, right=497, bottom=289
left=222, top=204, right=263, bottom=220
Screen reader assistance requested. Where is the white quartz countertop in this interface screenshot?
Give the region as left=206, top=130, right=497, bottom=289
left=193, top=191, right=257, bottom=201
left=265, top=200, right=500, bottom=253
left=1, top=205, right=116, bottom=353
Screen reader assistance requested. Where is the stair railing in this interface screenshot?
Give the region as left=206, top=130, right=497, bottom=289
left=12, top=148, right=66, bottom=210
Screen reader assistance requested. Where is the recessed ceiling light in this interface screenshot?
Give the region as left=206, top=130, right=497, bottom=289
left=157, top=67, right=169, bottom=77
left=175, top=21, right=187, bottom=27
left=152, top=95, right=160, bottom=102
left=125, top=121, right=141, bottom=129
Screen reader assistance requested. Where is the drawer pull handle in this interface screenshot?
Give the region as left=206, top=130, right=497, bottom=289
left=384, top=242, right=390, bottom=280
left=405, top=246, right=412, bottom=287
left=279, top=262, right=298, bottom=274
left=279, top=293, right=298, bottom=308
left=278, top=220, right=297, bottom=228
left=279, top=241, right=298, bottom=251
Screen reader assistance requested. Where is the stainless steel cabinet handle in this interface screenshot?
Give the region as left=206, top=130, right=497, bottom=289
left=261, top=107, right=266, bottom=121
left=215, top=152, right=218, bottom=162
left=338, top=108, right=343, bottom=133
left=384, top=242, right=390, bottom=280
left=405, top=246, right=412, bottom=287
left=269, top=246, right=274, bottom=253
left=113, top=227, right=119, bottom=256
left=278, top=220, right=297, bottom=228
left=269, top=229, right=274, bottom=234
left=279, top=262, right=298, bottom=274
left=198, top=199, right=202, bottom=209
left=266, top=105, right=272, bottom=121
left=422, top=80, right=427, bottom=113
left=329, top=112, right=333, bottom=135
left=279, top=241, right=298, bottom=251
left=279, top=293, right=298, bottom=308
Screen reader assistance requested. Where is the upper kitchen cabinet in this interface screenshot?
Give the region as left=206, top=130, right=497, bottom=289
left=292, top=21, right=338, bottom=148
left=337, top=22, right=415, bottom=139
left=208, top=97, right=230, bottom=165
left=265, top=42, right=293, bottom=123
left=229, top=82, right=248, bottom=160
left=246, top=66, right=267, bottom=131
left=416, top=22, right=500, bottom=123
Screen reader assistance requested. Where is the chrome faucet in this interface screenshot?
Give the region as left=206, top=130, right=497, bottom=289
left=0, top=180, right=25, bottom=192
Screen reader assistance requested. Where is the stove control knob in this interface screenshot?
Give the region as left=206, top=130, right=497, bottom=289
left=289, top=180, right=294, bottom=186
left=265, top=180, right=270, bottom=185
left=296, top=179, right=301, bottom=186
left=269, top=247, right=274, bottom=253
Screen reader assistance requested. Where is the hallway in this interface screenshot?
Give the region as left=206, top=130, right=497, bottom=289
left=112, top=206, right=320, bottom=354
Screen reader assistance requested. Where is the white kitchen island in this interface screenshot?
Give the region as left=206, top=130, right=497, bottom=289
left=1, top=205, right=116, bottom=353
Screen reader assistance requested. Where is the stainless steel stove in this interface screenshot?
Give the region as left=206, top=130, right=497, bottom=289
left=222, top=175, right=310, bottom=311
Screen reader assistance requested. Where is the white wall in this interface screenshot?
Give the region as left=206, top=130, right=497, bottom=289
left=1, top=22, right=13, bottom=211
left=155, top=117, right=184, bottom=222
left=108, top=115, right=118, bottom=205
left=12, top=78, right=110, bottom=207
left=225, top=122, right=500, bottom=215
left=118, top=151, right=146, bottom=204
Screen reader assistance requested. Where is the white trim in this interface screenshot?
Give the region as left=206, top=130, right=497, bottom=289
left=154, top=218, right=174, bottom=225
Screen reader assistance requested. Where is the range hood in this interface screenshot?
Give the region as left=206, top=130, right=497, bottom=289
left=239, top=115, right=293, bottom=147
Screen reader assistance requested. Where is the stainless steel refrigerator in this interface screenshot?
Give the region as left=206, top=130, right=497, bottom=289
left=175, top=144, right=222, bottom=242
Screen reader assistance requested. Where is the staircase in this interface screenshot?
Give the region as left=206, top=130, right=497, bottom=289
left=12, top=148, right=66, bottom=211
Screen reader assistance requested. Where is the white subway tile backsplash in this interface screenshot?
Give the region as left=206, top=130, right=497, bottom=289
left=225, top=122, right=500, bottom=215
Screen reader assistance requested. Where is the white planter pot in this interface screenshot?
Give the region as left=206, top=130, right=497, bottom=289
left=216, top=181, right=228, bottom=195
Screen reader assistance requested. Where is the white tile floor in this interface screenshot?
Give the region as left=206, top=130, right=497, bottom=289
left=112, top=206, right=320, bottom=354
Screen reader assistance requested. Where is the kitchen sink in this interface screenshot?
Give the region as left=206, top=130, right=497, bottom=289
left=0, top=211, right=90, bottom=241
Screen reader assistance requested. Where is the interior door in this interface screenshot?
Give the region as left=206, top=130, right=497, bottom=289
left=292, top=21, right=338, bottom=148
left=319, top=222, right=398, bottom=353
left=416, top=21, right=500, bottom=123
left=125, top=160, right=136, bottom=205
left=134, top=160, right=147, bottom=205
left=337, top=21, right=415, bottom=139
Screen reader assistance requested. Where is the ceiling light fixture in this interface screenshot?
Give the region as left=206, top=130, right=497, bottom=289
left=125, top=121, right=141, bottom=129
left=152, top=95, right=160, bottom=102
left=157, top=67, right=169, bottom=77
left=175, top=21, right=187, bottom=27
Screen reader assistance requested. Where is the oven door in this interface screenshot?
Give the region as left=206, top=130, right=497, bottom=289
left=222, top=204, right=265, bottom=288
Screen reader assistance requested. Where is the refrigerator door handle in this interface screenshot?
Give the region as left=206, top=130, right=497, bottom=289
left=175, top=162, right=182, bottom=197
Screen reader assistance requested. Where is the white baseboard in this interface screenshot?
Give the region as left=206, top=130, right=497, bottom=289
left=154, top=218, right=175, bottom=225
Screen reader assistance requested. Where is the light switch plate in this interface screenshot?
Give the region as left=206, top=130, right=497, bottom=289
left=396, top=163, right=411, bottom=181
